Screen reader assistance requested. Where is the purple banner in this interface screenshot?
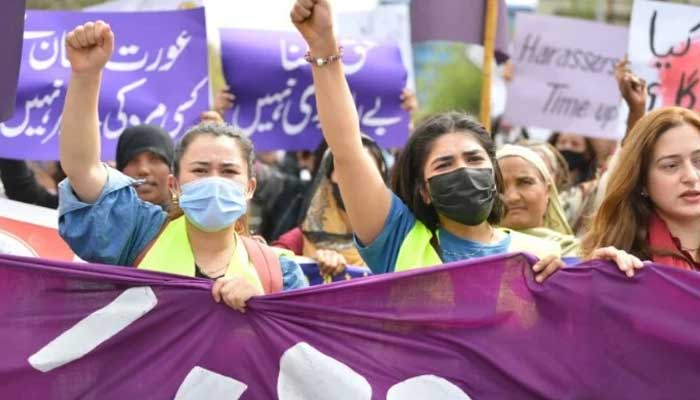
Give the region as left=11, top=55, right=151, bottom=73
left=0, top=8, right=208, bottom=161
left=2, top=252, right=700, bottom=398
left=220, top=29, right=409, bottom=151
left=0, top=0, right=26, bottom=121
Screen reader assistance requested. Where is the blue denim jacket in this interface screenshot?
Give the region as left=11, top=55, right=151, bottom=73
left=58, top=166, right=307, bottom=290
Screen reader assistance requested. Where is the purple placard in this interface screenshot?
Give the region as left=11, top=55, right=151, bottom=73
left=220, top=28, right=409, bottom=151
left=504, top=13, right=628, bottom=139
left=0, top=8, right=208, bottom=161
left=2, top=252, right=700, bottom=398
left=410, top=0, right=510, bottom=63
left=0, top=0, right=26, bottom=122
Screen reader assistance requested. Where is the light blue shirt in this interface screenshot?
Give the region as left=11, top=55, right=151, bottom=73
left=58, top=166, right=307, bottom=290
left=356, top=193, right=511, bottom=274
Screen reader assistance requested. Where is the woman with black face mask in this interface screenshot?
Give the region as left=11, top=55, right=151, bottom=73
left=290, top=0, right=642, bottom=281
left=548, top=132, right=602, bottom=236
left=548, top=132, right=598, bottom=186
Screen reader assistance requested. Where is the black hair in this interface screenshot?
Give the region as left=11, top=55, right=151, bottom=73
left=173, top=123, right=255, bottom=179
left=547, top=132, right=598, bottom=184
left=390, top=111, right=505, bottom=232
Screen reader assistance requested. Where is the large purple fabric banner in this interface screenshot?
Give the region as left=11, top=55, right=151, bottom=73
left=0, top=8, right=208, bottom=161
left=0, top=0, right=26, bottom=122
left=220, top=29, right=409, bottom=151
left=1, top=252, right=700, bottom=398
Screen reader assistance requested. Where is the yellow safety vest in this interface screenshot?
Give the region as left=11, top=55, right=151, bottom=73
left=394, top=220, right=561, bottom=272
left=137, top=216, right=264, bottom=293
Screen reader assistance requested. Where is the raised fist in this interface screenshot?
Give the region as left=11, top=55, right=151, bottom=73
left=65, top=20, right=115, bottom=74
left=290, top=0, right=334, bottom=52
left=615, top=57, right=647, bottom=113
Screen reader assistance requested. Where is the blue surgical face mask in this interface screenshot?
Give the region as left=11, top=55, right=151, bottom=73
left=178, top=176, right=248, bottom=232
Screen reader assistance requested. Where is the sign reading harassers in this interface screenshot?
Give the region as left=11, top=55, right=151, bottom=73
left=504, top=13, right=628, bottom=139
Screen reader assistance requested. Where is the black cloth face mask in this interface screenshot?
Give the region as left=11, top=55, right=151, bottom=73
left=560, top=150, right=587, bottom=173
left=427, top=167, right=496, bottom=226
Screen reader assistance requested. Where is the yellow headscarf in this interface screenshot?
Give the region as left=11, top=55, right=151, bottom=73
left=299, top=149, right=368, bottom=267
left=497, top=144, right=574, bottom=236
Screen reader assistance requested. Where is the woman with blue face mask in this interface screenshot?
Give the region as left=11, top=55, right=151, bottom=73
left=290, top=0, right=643, bottom=279
left=57, top=21, right=307, bottom=313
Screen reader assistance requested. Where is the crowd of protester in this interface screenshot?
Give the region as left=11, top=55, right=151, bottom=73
left=3, top=0, right=700, bottom=313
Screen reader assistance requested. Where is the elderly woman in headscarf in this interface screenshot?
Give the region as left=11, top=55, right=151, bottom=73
left=273, top=136, right=388, bottom=276
left=517, top=140, right=571, bottom=193
left=497, top=144, right=580, bottom=256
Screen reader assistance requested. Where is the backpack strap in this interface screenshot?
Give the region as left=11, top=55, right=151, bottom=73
left=240, top=236, right=283, bottom=294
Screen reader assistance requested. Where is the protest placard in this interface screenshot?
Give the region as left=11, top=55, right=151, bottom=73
left=0, top=8, right=208, bottom=161
left=504, top=13, right=628, bottom=138
left=628, top=0, right=700, bottom=113
left=219, top=29, right=409, bottom=151
left=339, top=3, right=415, bottom=90
left=0, top=0, right=26, bottom=122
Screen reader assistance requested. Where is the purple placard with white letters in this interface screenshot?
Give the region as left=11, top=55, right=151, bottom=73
left=0, top=8, right=208, bottom=160
left=220, top=28, right=409, bottom=151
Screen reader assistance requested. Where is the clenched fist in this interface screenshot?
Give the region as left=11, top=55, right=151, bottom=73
left=65, top=20, right=114, bottom=75
left=290, top=0, right=335, bottom=55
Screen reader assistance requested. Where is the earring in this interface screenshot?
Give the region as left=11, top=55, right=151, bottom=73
left=170, top=189, right=179, bottom=207
left=641, top=190, right=648, bottom=197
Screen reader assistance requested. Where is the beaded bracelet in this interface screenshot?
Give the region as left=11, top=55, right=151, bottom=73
left=304, top=46, right=344, bottom=67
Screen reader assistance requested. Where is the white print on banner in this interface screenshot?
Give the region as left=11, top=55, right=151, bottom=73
left=28, top=290, right=472, bottom=399
left=504, top=13, right=628, bottom=139
left=28, top=287, right=158, bottom=372
left=174, top=366, right=248, bottom=400
left=231, top=38, right=402, bottom=139
left=628, top=0, right=700, bottom=113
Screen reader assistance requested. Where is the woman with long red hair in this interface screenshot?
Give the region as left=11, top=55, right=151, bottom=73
left=584, top=107, right=700, bottom=270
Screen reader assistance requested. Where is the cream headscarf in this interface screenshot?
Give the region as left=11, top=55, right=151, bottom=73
left=497, top=144, right=574, bottom=236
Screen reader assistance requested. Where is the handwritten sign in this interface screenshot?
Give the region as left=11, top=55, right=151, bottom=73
left=219, top=29, right=409, bottom=151
left=504, top=13, right=628, bottom=139
left=0, top=0, right=25, bottom=122
left=0, top=8, right=208, bottom=161
left=628, top=0, right=700, bottom=112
